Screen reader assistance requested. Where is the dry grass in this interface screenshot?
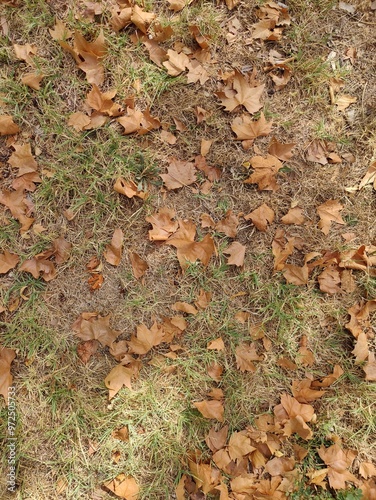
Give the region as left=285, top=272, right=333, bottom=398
left=1, top=0, right=376, bottom=498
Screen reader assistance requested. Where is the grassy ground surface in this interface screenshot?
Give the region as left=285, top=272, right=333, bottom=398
left=0, top=0, right=376, bottom=498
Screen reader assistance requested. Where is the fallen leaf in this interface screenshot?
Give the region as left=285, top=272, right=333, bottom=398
left=105, top=365, right=134, bottom=400
left=236, top=343, right=262, bottom=372
left=8, top=143, right=38, bottom=177
left=86, top=84, right=123, bottom=116
left=128, top=322, right=165, bottom=355
left=160, top=158, right=197, bottom=190
left=103, top=229, right=123, bottom=266
left=298, top=336, right=315, bottom=366
left=77, top=340, right=99, bottom=364
left=205, top=425, right=228, bottom=452
left=114, top=178, right=147, bottom=200
left=21, top=72, right=44, bottom=90
left=103, top=473, right=139, bottom=499
left=359, top=462, right=376, bottom=480
left=160, top=130, right=177, bottom=145
left=231, top=112, right=272, bottom=143
left=193, top=400, right=224, bottom=422
left=318, top=444, right=357, bottom=490
left=163, top=49, right=190, bottom=76
left=216, top=210, right=239, bottom=237
left=130, top=4, right=155, bottom=34
left=306, top=140, right=330, bottom=165
left=317, top=200, right=345, bottom=235
left=13, top=43, right=37, bottom=64
left=195, top=106, right=211, bottom=124
left=186, top=59, right=209, bottom=85
left=223, top=241, right=245, bottom=266
left=72, top=313, right=120, bottom=347
left=335, top=94, right=357, bottom=111
left=142, top=38, right=168, bottom=67
left=318, top=266, right=341, bottom=293
left=207, top=363, right=223, bottom=381
left=194, top=155, right=222, bottom=181
left=311, top=365, right=344, bottom=388
left=166, top=219, right=215, bottom=269
left=168, top=0, right=186, bottom=12
left=352, top=331, right=369, bottom=363
left=200, top=139, right=213, bottom=156
left=172, top=302, right=198, bottom=315
left=146, top=207, right=178, bottom=241
left=359, top=161, right=376, bottom=190
left=117, top=107, right=160, bottom=135
left=217, top=70, right=265, bottom=114
left=282, top=264, right=309, bottom=286
left=49, top=19, right=72, bottom=41
left=244, top=154, right=283, bottom=191
left=88, top=273, right=104, bottom=291
left=129, top=252, right=148, bottom=279
left=0, top=251, right=19, bottom=274
left=281, top=207, right=305, bottom=225
left=19, top=257, right=56, bottom=281
left=0, top=115, right=20, bottom=136
left=195, top=289, right=212, bottom=310
left=207, top=338, right=225, bottom=350
left=268, top=137, right=295, bottom=160
left=364, top=352, right=376, bottom=381
left=244, top=203, right=275, bottom=232
left=112, top=426, right=129, bottom=442
left=0, top=346, right=16, bottom=405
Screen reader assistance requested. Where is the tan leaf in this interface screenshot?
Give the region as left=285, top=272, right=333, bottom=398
left=216, top=210, right=239, bottom=237
left=105, top=365, right=134, bottom=400
left=244, top=154, right=283, bottom=191
left=317, top=200, right=345, bottom=235
left=77, top=339, right=99, bottom=364
left=0, top=251, right=19, bottom=274
left=163, top=49, right=190, bottom=76
left=281, top=207, right=305, bottom=225
left=53, top=237, right=72, bottom=264
left=223, top=241, right=245, bottom=267
left=67, top=112, right=91, bottom=132
left=282, top=264, right=309, bottom=285
left=265, top=457, right=295, bottom=476
left=21, top=72, right=44, bottom=90
left=112, top=426, right=129, bottom=442
left=352, top=331, right=369, bottom=363
left=200, top=139, right=213, bottom=157
left=172, top=302, right=198, bottom=315
left=167, top=0, right=186, bottom=11
left=72, top=313, right=120, bottom=347
left=117, top=107, right=160, bottom=135
left=8, top=143, right=38, bottom=177
left=160, top=130, right=177, bottom=145
left=207, top=338, right=225, bottom=350
left=236, top=343, right=262, bottom=372
left=129, top=252, right=148, bottom=279
left=205, top=425, right=228, bottom=452
left=19, top=257, right=56, bottom=281
left=103, top=473, right=139, bottom=499
left=194, top=155, right=222, bottom=181
left=49, top=19, right=72, bottom=41
left=14, top=43, right=37, bottom=64
left=359, top=462, right=376, bottom=479
left=217, top=70, right=265, bottom=114
left=244, top=203, right=274, bottom=232
left=114, top=178, right=147, bottom=200
left=270, top=68, right=292, bottom=90
left=207, top=363, right=223, bottom=381
left=130, top=4, right=155, bottom=34
left=291, top=379, right=325, bottom=403
left=306, top=139, right=329, bottom=165
left=311, top=365, right=344, bottom=388
left=268, top=137, right=295, bottom=160
left=128, top=322, right=165, bottom=355
left=0, top=347, right=16, bottom=405
left=359, top=161, right=376, bottom=190
left=86, top=84, right=122, bottom=116
left=297, top=336, right=315, bottom=366
left=364, top=352, right=376, bottom=381
left=166, top=219, right=215, bottom=269
left=195, top=289, right=212, bottom=309
left=142, top=39, right=168, bottom=67
left=277, top=357, right=297, bottom=371
left=145, top=207, right=178, bottom=241
left=193, top=399, right=224, bottom=422
left=104, top=229, right=123, bottom=266
left=160, top=158, right=197, bottom=190
left=231, top=112, right=272, bottom=142
left=186, top=59, right=209, bottom=85
left=318, top=266, right=341, bottom=293
left=335, top=94, right=357, bottom=112
left=0, top=115, right=20, bottom=136
left=228, top=431, right=256, bottom=460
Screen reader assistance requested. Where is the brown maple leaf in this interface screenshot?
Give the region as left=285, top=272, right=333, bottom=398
left=317, top=200, right=345, bottom=235
left=103, top=229, right=124, bottom=266
left=231, top=112, right=272, bottom=144
left=268, top=137, right=295, bottom=161
left=282, top=264, right=309, bottom=286
left=86, top=85, right=123, bottom=116
left=0, top=346, right=16, bottom=405
left=0, top=115, right=20, bottom=136
left=160, top=158, right=197, bottom=190
left=217, top=70, right=265, bottom=114
left=103, top=474, right=139, bottom=500
left=114, top=177, right=147, bottom=199
left=8, top=143, right=38, bottom=177
left=166, top=219, right=215, bottom=270
left=236, top=343, right=262, bottom=372
left=244, top=203, right=275, bottom=232
left=117, top=107, right=161, bottom=135
left=244, top=154, right=283, bottom=191
left=72, top=313, right=120, bottom=347
left=318, top=266, right=341, bottom=293
left=129, top=252, right=148, bottom=279
left=193, top=400, right=224, bottom=422
left=318, top=444, right=358, bottom=490
left=77, top=340, right=99, bottom=364
left=128, top=322, right=165, bottom=355
left=281, top=207, right=305, bottom=225
left=145, top=207, right=179, bottom=241
left=194, top=155, right=222, bottom=181
left=216, top=210, right=239, bottom=237
left=223, top=241, right=246, bottom=266
left=0, top=188, right=34, bottom=233
left=0, top=251, right=19, bottom=274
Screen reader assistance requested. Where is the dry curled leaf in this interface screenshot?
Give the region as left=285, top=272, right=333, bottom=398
left=72, top=313, right=120, bottom=347
left=317, top=200, right=345, bottom=235
left=0, top=251, right=19, bottom=274
left=160, top=158, right=197, bottom=190
left=114, top=178, right=147, bottom=200
left=0, top=346, right=16, bottom=405
left=146, top=207, right=178, bottom=241
left=217, top=70, right=265, bottom=114
left=244, top=203, right=275, bottom=232
left=104, top=229, right=123, bottom=266
left=129, top=252, right=148, bottom=279
left=193, top=400, right=224, bottom=422
left=281, top=207, right=305, bottom=225
left=103, top=473, right=139, bottom=499
left=244, top=154, right=283, bottom=191
left=0, top=115, right=20, bottom=136
left=223, top=241, right=245, bottom=267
